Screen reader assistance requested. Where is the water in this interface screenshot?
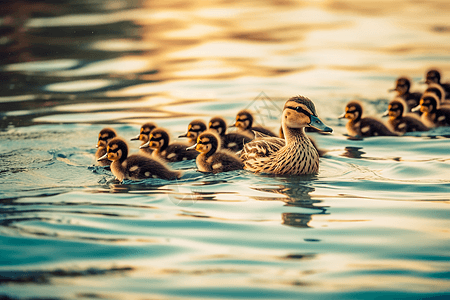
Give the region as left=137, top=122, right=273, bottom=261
left=1, top=1, right=450, bottom=299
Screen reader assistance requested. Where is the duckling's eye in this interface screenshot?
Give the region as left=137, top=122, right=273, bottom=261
left=347, top=109, right=356, bottom=114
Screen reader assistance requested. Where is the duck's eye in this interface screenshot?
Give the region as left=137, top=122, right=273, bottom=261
left=347, top=109, right=356, bottom=114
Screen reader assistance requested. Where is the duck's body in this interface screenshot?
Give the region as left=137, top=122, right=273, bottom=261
left=232, top=109, right=277, bottom=138
left=209, top=116, right=252, bottom=152
left=389, top=77, right=421, bottom=111
left=140, top=128, right=198, bottom=162
left=130, top=122, right=157, bottom=156
left=97, top=138, right=181, bottom=181
left=339, top=101, right=397, bottom=137
left=383, top=98, right=428, bottom=135
left=192, top=131, right=243, bottom=173
left=240, top=95, right=332, bottom=175
left=178, top=119, right=207, bottom=146
left=413, top=93, right=450, bottom=128
left=95, top=128, right=117, bottom=166
left=424, top=69, right=450, bottom=100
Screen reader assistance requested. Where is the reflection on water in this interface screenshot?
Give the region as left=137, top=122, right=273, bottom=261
left=1, top=0, right=450, bottom=299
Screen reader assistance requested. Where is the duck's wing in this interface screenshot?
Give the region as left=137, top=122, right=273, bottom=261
left=240, top=137, right=284, bottom=160
left=125, top=155, right=180, bottom=180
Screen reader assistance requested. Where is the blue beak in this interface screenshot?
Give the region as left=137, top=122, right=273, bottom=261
left=309, top=115, right=333, bottom=133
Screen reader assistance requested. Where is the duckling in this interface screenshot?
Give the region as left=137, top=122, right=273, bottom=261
left=339, top=101, right=397, bottom=137
left=423, top=69, right=450, bottom=100
left=382, top=98, right=428, bottom=135
left=230, top=109, right=277, bottom=138
left=388, top=77, right=421, bottom=111
left=425, top=83, right=450, bottom=108
left=178, top=119, right=207, bottom=146
left=95, top=128, right=117, bottom=166
left=130, top=122, right=157, bottom=155
left=240, top=95, right=332, bottom=175
left=208, top=116, right=253, bottom=152
left=97, top=137, right=181, bottom=181
left=189, top=131, right=243, bottom=173
left=140, top=127, right=198, bottom=162
left=412, top=93, right=450, bottom=128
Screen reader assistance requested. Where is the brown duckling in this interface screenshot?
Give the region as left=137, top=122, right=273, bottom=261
left=423, top=69, right=450, bottom=100
left=240, top=95, right=332, bottom=175
left=95, top=128, right=117, bottom=166
left=425, top=83, right=450, bottom=108
left=208, top=116, right=253, bottom=152
left=382, top=98, right=428, bottom=135
left=231, top=109, right=277, bottom=138
left=412, top=93, right=450, bottom=128
left=189, top=131, right=243, bottom=173
left=97, top=137, right=181, bottom=182
left=130, top=122, right=157, bottom=155
left=140, top=127, right=198, bottom=162
left=339, top=101, right=397, bottom=137
left=388, top=77, right=422, bottom=111
left=178, top=119, right=207, bottom=146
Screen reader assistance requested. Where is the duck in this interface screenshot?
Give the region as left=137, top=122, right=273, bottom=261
left=423, top=69, right=450, bottom=100
left=230, top=109, right=277, bottom=138
left=412, top=92, right=450, bottom=128
left=388, top=77, right=422, bottom=111
left=208, top=116, right=253, bottom=152
left=339, top=101, right=397, bottom=137
left=130, top=122, right=157, bottom=155
left=240, top=95, right=332, bottom=175
left=382, top=98, right=428, bottom=135
left=140, top=127, right=198, bottom=162
left=188, top=130, right=243, bottom=173
left=178, top=119, right=207, bottom=146
left=425, top=83, right=450, bottom=108
left=97, top=137, right=181, bottom=181
left=95, top=128, right=117, bottom=166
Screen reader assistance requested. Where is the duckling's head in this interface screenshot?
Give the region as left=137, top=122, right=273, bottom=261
left=390, top=77, right=411, bottom=96
left=179, top=119, right=207, bottom=141
left=194, top=131, right=221, bottom=156
left=425, top=69, right=441, bottom=84
left=384, top=98, right=406, bottom=120
left=142, top=128, right=169, bottom=150
left=208, top=117, right=227, bottom=136
left=339, top=101, right=362, bottom=122
left=283, top=96, right=332, bottom=132
left=131, top=122, right=157, bottom=142
left=99, top=137, right=128, bottom=162
left=96, top=128, right=117, bottom=149
left=416, top=93, right=439, bottom=114
left=233, top=110, right=254, bottom=130
left=425, top=83, right=445, bottom=103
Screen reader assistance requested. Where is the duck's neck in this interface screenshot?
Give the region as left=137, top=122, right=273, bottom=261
left=282, top=124, right=308, bottom=145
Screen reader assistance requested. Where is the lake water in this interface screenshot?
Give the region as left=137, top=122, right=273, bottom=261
left=1, top=1, right=450, bottom=299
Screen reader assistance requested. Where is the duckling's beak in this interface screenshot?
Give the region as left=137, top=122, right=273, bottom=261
left=338, top=112, right=346, bottom=119
left=388, top=88, right=397, bottom=92
left=411, top=105, right=421, bottom=112
left=97, top=153, right=109, bottom=161
left=186, top=144, right=197, bottom=150
left=309, top=115, right=333, bottom=133
left=178, top=133, right=188, bottom=138
left=382, top=110, right=389, bottom=117
left=140, top=141, right=150, bottom=149
left=229, top=123, right=236, bottom=127
left=130, top=134, right=140, bottom=141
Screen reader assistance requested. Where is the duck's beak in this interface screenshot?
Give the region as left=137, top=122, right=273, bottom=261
left=140, top=141, right=150, bottom=149
left=388, top=88, right=397, bottom=92
left=97, top=153, right=109, bottom=161
left=309, top=115, right=333, bottom=133
left=382, top=110, right=389, bottom=117
left=178, top=133, right=188, bottom=138
left=130, top=134, right=140, bottom=141
left=411, top=105, right=421, bottom=112
left=186, top=144, right=197, bottom=150
left=338, top=112, right=346, bottom=119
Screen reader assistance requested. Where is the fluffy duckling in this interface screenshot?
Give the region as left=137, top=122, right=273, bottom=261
left=140, top=127, right=198, bottom=162
left=95, top=128, right=117, bottom=166
left=388, top=77, right=422, bottom=111
left=425, top=83, right=450, bottom=108
left=178, top=119, right=207, bottom=146
left=130, top=122, right=157, bottom=155
left=240, top=95, right=332, bottom=175
left=208, top=116, right=253, bottom=152
left=412, top=93, right=450, bottom=128
left=231, top=109, right=277, bottom=138
left=423, top=69, right=450, bottom=100
left=339, top=101, right=397, bottom=137
left=382, top=98, right=428, bottom=135
left=189, top=131, right=243, bottom=173
left=97, top=137, right=181, bottom=181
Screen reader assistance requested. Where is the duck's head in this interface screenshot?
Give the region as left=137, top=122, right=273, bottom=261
left=425, top=83, right=445, bottom=103
left=232, top=110, right=253, bottom=130
left=96, top=128, right=117, bottom=149
left=413, top=93, right=439, bottom=114
left=191, top=130, right=221, bottom=156
left=389, top=77, right=411, bottom=96
left=282, top=96, right=332, bottom=132
left=179, top=119, right=207, bottom=142
left=131, top=122, right=157, bottom=143
left=208, top=117, right=227, bottom=136
left=383, top=98, right=405, bottom=120
left=339, top=101, right=362, bottom=122
left=140, top=127, right=169, bottom=150
left=425, top=69, right=441, bottom=84
left=97, top=137, right=128, bottom=162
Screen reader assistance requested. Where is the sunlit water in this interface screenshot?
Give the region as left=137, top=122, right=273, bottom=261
left=1, top=1, right=450, bottom=299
